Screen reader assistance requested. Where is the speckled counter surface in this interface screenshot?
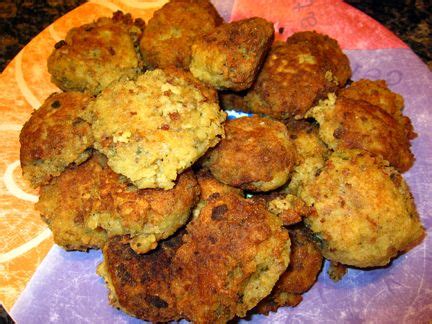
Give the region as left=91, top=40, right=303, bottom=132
left=0, top=0, right=431, bottom=71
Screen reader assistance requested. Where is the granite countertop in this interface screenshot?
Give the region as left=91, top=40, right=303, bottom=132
left=0, top=0, right=431, bottom=72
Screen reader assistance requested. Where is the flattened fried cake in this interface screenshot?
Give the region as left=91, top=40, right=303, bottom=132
left=36, top=154, right=199, bottom=253
left=48, top=11, right=144, bottom=95
left=284, top=120, right=329, bottom=195
left=255, top=227, right=323, bottom=314
left=172, top=194, right=290, bottom=323
left=140, top=0, right=222, bottom=70
left=196, top=168, right=243, bottom=201
left=300, top=149, right=425, bottom=268
left=286, top=31, right=351, bottom=88
left=20, top=92, right=93, bottom=188
left=206, top=116, right=296, bottom=192
left=245, top=31, right=351, bottom=119
left=98, top=231, right=184, bottom=322
left=339, top=79, right=416, bottom=140
left=83, top=68, right=226, bottom=189
left=190, top=17, right=274, bottom=91
left=307, top=94, right=414, bottom=172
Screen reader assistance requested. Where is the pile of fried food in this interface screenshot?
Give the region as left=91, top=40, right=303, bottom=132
left=19, top=1, right=425, bottom=322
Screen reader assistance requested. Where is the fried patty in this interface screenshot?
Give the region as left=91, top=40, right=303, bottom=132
left=255, top=227, right=323, bottom=314
left=20, top=92, right=93, bottom=188
left=83, top=68, right=226, bottom=189
left=36, top=154, right=199, bottom=253
left=171, top=194, right=290, bottom=323
left=339, top=79, right=416, bottom=140
left=286, top=31, right=351, bottom=87
left=190, top=17, right=274, bottom=90
left=48, top=11, right=144, bottom=95
left=196, top=168, right=244, bottom=201
left=193, top=168, right=244, bottom=219
left=140, top=0, right=222, bottom=70
left=205, top=116, right=296, bottom=192
left=284, top=120, right=329, bottom=195
left=300, top=149, right=425, bottom=268
left=98, top=231, right=184, bottom=322
left=307, top=94, right=414, bottom=172
left=245, top=31, right=351, bottom=119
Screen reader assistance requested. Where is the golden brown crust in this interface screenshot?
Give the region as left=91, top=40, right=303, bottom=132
left=300, top=149, right=425, bottom=268
left=338, top=79, right=416, bottom=140
left=36, top=154, right=200, bottom=253
left=84, top=68, right=226, bottom=189
left=48, top=11, right=144, bottom=95
left=286, top=31, right=351, bottom=87
left=172, top=194, right=290, bottom=323
left=196, top=168, right=243, bottom=201
left=255, top=228, right=323, bottom=314
left=245, top=31, right=351, bottom=119
left=100, top=231, right=184, bottom=322
left=140, top=0, right=222, bottom=70
left=206, top=116, right=296, bottom=192
left=284, top=120, right=329, bottom=195
left=190, top=17, right=274, bottom=90
left=307, top=95, right=414, bottom=172
left=19, top=92, right=94, bottom=188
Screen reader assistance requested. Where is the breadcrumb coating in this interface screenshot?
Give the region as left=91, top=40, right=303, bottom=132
left=284, top=120, right=329, bottom=195
left=20, top=92, right=93, bottom=188
left=255, top=228, right=323, bottom=314
left=339, top=79, right=416, bottom=140
left=190, top=17, right=274, bottom=90
left=48, top=11, right=144, bottom=95
left=98, top=231, right=184, bottom=322
left=84, top=68, right=226, bottom=189
left=245, top=31, right=351, bottom=119
left=140, top=0, right=222, bottom=70
left=300, top=149, right=425, bottom=268
left=172, top=194, right=290, bottom=323
left=36, top=154, right=199, bottom=253
left=206, top=116, right=296, bottom=192
left=307, top=93, right=414, bottom=172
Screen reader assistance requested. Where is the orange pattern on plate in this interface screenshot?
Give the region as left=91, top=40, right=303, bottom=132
left=0, top=0, right=166, bottom=310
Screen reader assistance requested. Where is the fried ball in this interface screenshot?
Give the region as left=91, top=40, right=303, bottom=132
left=339, top=79, right=416, bottom=140
left=83, top=68, right=226, bottom=189
left=255, top=228, right=323, bottom=314
left=205, top=116, right=296, bottom=192
left=47, top=11, right=144, bottom=95
left=98, top=231, right=184, bottom=322
left=245, top=31, right=351, bottom=119
left=190, top=17, right=274, bottom=91
left=306, top=94, right=414, bottom=172
left=284, top=120, right=329, bottom=195
left=300, top=149, right=425, bottom=268
left=36, top=154, right=200, bottom=253
left=171, top=194, right=290, bottom=323
left=286, top=31, right=351, bottom=87
left=140, top=0, right=222, bottom=70
left=20, top=92, right=93, bottom=188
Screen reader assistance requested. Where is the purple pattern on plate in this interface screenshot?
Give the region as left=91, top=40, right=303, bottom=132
left=211, top=0, right=234, bottom=21
left=11, top=48, right=432, bottom=323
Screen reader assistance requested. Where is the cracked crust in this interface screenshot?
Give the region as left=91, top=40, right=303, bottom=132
left=20, top=92, right=94, bottom=188
left=36, top=154, right=199, bottom=253
left=172, top=194, right=290, bottom=323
